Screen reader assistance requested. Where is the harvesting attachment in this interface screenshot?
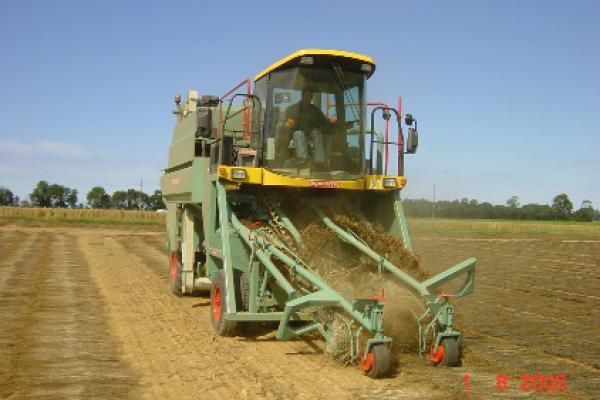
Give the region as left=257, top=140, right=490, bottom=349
left=161, top=49, right=476, bottom=378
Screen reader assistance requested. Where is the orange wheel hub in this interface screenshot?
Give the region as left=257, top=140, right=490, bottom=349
left=430, top=344, right=445, bottom=365
left=170, top=252, right=177, bottom=283
left=359, top=352, right=374, bottom=373
left=212, top=285, right=222, bottom=322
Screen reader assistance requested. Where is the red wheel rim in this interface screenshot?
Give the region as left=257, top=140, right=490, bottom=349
left=212, top=284, right=222, bottom=322
left=170, top=252, right=177, bottom=283
left=359, top=352, right=374, bottom=373
left=430, top=344, right=445, bottom=365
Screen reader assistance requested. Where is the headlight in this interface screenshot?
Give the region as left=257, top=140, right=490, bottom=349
left=231, top=168, right=247, bottom=180
left=382, top=178, right=397, bottom=188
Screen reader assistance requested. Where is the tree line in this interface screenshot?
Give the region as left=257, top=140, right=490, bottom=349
left=1, top=182, right=598, bottom=221
left=0, top=181, right=165, bottom=211
left=403, top=194, right=598, bottom=222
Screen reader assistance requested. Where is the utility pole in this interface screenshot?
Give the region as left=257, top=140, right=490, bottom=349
left=139, top=178, right=143, bottom=210
left=432, top=181, right=436, bottom=219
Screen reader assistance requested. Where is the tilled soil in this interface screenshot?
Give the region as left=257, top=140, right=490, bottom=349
left=0, top=229, right=135, bottom=399
left=0, top=222, right=598, bottom=399
left=409, top=236, right=600, bottom=399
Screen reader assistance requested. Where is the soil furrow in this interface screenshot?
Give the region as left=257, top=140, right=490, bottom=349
left=0, top=231, right=136, bottom=399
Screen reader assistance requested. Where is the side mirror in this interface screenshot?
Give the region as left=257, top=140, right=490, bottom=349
left=406, top=128, right=418, bottom=154
left=404, top=113, right=414, bottom=126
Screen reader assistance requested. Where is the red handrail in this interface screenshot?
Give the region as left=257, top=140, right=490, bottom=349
left=220, top=78, right=251, bottom=100
left=221, top=78, right=252, bottom=139
left=397, top=97, right=403, bottom=174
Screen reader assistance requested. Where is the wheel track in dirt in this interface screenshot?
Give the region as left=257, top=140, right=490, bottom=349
left=0, top=230, right=41, bottom=294
left=0, top=229, right=29, bottom=265
left=81, top=231, right=449, bottom=399
left=114, top=233, right=170, bottom=280
left=0, top=230, right=135, bottom=399
left=84, top=233, right=353, bottom=399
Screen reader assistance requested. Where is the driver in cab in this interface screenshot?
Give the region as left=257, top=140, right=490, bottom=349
left=278, top=88, right=334, bottom=165
left=284, top=89, right=332, bottom=134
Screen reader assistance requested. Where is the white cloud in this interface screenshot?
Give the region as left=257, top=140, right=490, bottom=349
left=0, top=139, right=87, bottom=158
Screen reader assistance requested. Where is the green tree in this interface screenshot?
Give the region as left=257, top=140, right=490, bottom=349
left=149, top=189, right=166, bottom=210
left=30, top=180, right=52, bottom=207
left=0, top=187, right=15, bottom=206
left=520, top=203, right=553, bottom=220
left=48, top=183, right=71, bottom=208
left=551, top=193, right=573, bottom=220
left=506, top=196, right=520, bottom=208
left=574, top=200, right=593, bottom=222
left=126, top=188, right=140, bottom=209
left=87, top=186, right=111, bottom=209
left=111, top=189, right=149, bottom=210
left=67, top=189, right=78, bottom=208
left=31, top=181, right=78, bottom=208
left=477, top=202, right=494, bottom=218
left=126, top=188, right=149, bottom=210
left=111, top=190, right=128, bottom=209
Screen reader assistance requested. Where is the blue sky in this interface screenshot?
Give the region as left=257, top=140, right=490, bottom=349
left=1, top=0, right=598, bottom=208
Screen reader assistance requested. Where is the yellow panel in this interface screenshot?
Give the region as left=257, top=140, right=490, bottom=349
left=262, top=169, right=365, bottom=190
left=254, top=49, right=376, bottom=81
left=217, top=166, right=406, bottom=192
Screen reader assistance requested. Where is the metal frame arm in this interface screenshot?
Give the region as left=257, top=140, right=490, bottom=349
left=229, top=211, right=379, bottom=334
left=311, top=205, right=476, bottom=299
left=421, top=257, right=476, bottom=297
left=312, top=205, right=429, bottom=296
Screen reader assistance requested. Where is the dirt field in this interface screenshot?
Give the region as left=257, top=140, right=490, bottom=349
left=0, top=221, right=598, bottom=399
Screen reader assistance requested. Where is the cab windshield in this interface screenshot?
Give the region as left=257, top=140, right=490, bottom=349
left=263, top=66, right=365, bottom=180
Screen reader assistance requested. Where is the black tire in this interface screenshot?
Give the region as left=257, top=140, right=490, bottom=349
left=439, top=337, right=461, bottom=367
left=362, top=344, right=391, bottom=378
left=210, top=270, right=240, bottom=336
left=170, top=252, right=183, bottom=296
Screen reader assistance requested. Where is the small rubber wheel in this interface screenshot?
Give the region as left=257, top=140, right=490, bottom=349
left=359, top=344, right=391, bottom=378
left=210, top=270, right=240, bottom=336
left=170, top=252, right=183, bottom=296
left=431, top=337, right=461, bottom=367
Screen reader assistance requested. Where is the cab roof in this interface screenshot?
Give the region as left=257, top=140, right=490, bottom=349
left=254, top=49, right=376, bottom=81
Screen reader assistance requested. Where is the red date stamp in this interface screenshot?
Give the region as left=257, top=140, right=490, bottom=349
left=462, top=373, right=568, bottom=393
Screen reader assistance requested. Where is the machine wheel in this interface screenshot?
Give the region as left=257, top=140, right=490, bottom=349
left=431, top=337, right=461, bottom=367
left=210, top=270, right=240, bottom=336
left=359, top=344, right=391, bottom=378
left=170, top=251, right=183, bottom=296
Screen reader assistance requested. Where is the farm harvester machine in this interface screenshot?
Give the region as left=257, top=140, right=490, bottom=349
left=160, top=49, right=476, bottom=377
